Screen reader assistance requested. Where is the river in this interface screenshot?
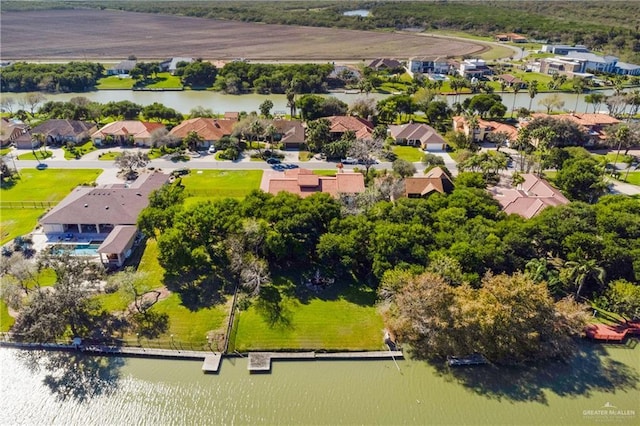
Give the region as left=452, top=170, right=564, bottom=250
left=12, top=89, right=620, bottom=116
left=2, top=342, right=638, bottom=425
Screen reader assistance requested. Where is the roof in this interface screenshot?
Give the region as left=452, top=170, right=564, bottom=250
left=40, top=172, right=169, bottom=225
left=92, top=121, right=165, bottom=140
left=326, top=116, right=374, bottom=140
left=268, top=168, right=364, bottom=198
left=31, top=119, right=95, bottom=138
left=404, top=167, right=454, bottom=197
left=169, top=117, right=236, bottom=141
left=498, top=74, right=524, bottom=85
left=388, top=123, right=446, bottom=146
left=530, top=113, right=620, bottom=127
left=489, top=174, right=569, bottom=219
left=0, top=118, right=27, bottom=144
left=565, top=52, right=618, bottom=64
left=452, top=116, right=518, bottom=141
left=110, top=60, right=137, bottom=71
left=272, top=119, right=305, bottom=144
left=97, top=225, right=138, bottom=254
left=368, top=58, right=402, bottom=69
left=616, top=61, right=640, bottom=71
left=162, top=57, right=193, bottom=71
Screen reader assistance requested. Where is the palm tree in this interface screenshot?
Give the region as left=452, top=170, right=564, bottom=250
left=584, top=93, right=605, bottom=114
left=263, top=123, right=277, bottom=150
left=511, top=83, right=522, bottom=118
left=285, top=88, right=297, bottom=118
left=561, top=250, right=606, bottom=299
left=527, top=80, right=538, bottom=112
left=572, top=77, right=586, bottom=113
left=249, top=119, right=264, bottom=154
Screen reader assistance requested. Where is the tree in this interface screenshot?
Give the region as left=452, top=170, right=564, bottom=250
left=527, top=80, right=539, bottom=111
left=599, top=279, right=640, bottom=320
left=584, top=93, right=605, bottom=114
left=114, top=151, right=150, bottom=179
left=392, top=159, right=416, bottom=178
left=347, top=137, right=383, bottom=174
left=259, top=99, right=274, bottom=118
left=421, top=152, right=445, bottom=172
left=555, top=156, right=607, bottom=203
left=183, top=131, right=204, bottom=152
left=189, top=106, right=215, bottom=118
left=538, top=94, right=565, bottom=114
left=561, top=249, right=606, bottom=298
left=23, top=93, right=46, bottom=115
left=511, top=83, right=522, bottom=118
left=141, top=102, right=182, bottom=123
left=607, top=124, right=635, bottom=167
left=0, top=96, right=15, bottom=114
left=181, top=59, right=217, bottom=88
left=306, top=118, right=331, bottom=152
left=571, top=77, right=587, bottom=113
left=348, top=97, right=377, bottom=120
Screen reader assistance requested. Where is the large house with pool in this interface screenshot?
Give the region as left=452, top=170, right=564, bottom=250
left=39, top=172, right=168, bottom=267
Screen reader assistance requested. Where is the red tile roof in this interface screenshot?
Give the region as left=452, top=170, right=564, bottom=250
left=268, top=168, right=364, bottom=198
left=170, top=117, right=237, bottom=141
left=326, top=116, right=374, bottom=140
left=404, top=167, right=454, bottom=197
left=489, top=174, right=569, bottom=219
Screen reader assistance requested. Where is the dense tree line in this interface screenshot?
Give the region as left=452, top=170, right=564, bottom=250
left=0, top=62, right=104, bottom=93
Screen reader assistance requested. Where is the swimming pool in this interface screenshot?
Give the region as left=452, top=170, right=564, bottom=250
left=52, top=243, right=101, bottom=256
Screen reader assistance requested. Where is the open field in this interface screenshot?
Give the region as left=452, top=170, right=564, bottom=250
left=0, top=9, right=486, bottom=61
left=181, top=170, right=263, bottom=206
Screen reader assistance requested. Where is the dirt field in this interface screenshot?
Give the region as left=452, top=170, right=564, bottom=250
left=0, top=9, right=486, bottom=62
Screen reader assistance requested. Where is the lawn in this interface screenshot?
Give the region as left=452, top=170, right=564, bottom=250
left=96, top=75, right=135, bottom=90
left=0, top=300, right=14, bottom=332
left=298, top=151, right=312, bottom=161
left=63, top=141, right=96, bottom=159
left=0, top=168, right=101, bottom=244
left=180, top=170, right=262, bottom=206
left=313, top=170, right=338, bottom=176
left=618, top=171, right=640, bottom=185
left=98, top=151, right=122, bottom=161
left=0, top=147, right=12, bottom=156
left=392, top=145, right=424, bottom=162
left=143, top=73, right=183, bottom=89
left=16, top=150, right=52, bottom=160
left=230, top=282, right=385, bottom=351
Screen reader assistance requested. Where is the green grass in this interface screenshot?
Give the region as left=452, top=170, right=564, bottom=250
left=617, top=171, right=640, bottom=185
left=96, top=75, right=135, bottom=90
left=392, top=145, right=424, bottom=162
left=0, top=148, right=12, bottom=156
left=98, top=151, right=122, bottom=161
left=148, top=148, right=165, bottom=159
left=63, top=141, right=96, bottom=160
left=0, top=300, right=14, bottom=332
left=594, top=153, right=634, bottom=164
left=17, top=150, right=52, bottom=160
left=0, top=168, right=101, bottom=244
left=144, top=73, right=183, bottom=89
left=313, top=170, right=338, bottom=176
left=231, top=283, right=385, bottom=351
left=298, top=151, right=312, bottom=161
left=181, top=170, right=262, bottom=206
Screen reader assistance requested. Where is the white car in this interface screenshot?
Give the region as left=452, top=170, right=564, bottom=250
left=341, top=157, right=358, bottom=164
left=208, top=145, right=217, bottom=154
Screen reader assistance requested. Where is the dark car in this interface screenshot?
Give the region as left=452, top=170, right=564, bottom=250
left=266, top=157, right=281, bottom=164
left=172, top=168, right=190, bottom=177
left=36, top=163, right=48, bottom=170
left=271, top=164, right=285, bottom=171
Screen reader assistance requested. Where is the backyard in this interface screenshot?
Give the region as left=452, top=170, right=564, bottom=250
left=0, top=168, right=101, bottom=245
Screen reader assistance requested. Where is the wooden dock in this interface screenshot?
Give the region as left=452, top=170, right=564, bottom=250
left=202, top=353, right=223, bottom=373
left=247, top=351, right=403, bottom=372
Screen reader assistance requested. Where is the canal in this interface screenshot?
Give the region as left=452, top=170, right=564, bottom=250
left=2, top=342, right=638, bottom=424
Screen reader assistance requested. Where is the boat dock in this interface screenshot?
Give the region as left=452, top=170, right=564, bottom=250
left=248, top=351, right=404, bottom=372
left=202, top=353, right=223, bottom=373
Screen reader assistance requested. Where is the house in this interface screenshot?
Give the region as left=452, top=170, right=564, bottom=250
left=615, top=61, right=640, bottom=76
left=388, top=122, right=448, bottom=151
left=539, top=57, right=584, bottom=77
left=224, top=112, right=240, bottom=121
left=452, top=116, right=518, bottom=144
left=564, top=52, right=619, bottom=74
left=541, top=44, right=590, bottom=55
left=169, top=117, right=237, bottom=149
left=404, top=167, right=454, bottom=198
left=268, top=168, right=365, bottom=199
left=0, top=118, right=28, bottom=147
left=39, top=172, right=169, bottom=267
left=91, top=121, right=166, bottom=147
left=489, top=174, right=568, bottom=219
left=528, top=113, right=620, bottom=146
left=494, top=33, right=527, bottom=43
left=407, top=57, right=451, bottom=77
left=459, top=59, right=492, bottom=78
left=326, top=115, right=374, bottom=140
left=13, top=130, right=38, bottom=150
left=107, top=60, right=137, bottom=76
left=160, top=57, right=194, bottom=74
left=272, top=119, right=306, bottom=149
left=30, top=119, right=96, bottom=146
left=368, top=58, right=403, bottom=71
left=496, top=74, right=525, bottom=88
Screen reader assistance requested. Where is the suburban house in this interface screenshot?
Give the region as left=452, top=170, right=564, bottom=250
left=489, top=174, right=569, bottom=219
left=39, top=172, right=169, bottom=267
left=107, top=60, right=137, bottom=76
left=407, top=57, right=451, bottom=77
left=368, top=58, right=403, bottom=72
left=494, top=33, right=528, bottom=43
left=91, top=121, right=166, bottom=147
left=272, top=119, right=306, bottom=149
left=13, top=130, right=37, bottom=150
left=268, top=168, right=365, bottom=199
left=528, top=113, right=620, bottom=145
left=0, top=118, right=28, bottom=147
left=459, top=59, right=492, bottom=78
left=30, top=119, right=96, bottom=146
left=496, top=74, right=525, bottom=88
left=539, top=52, right=639, bottom=76
left=326, top=116, right=374, bottom=141
left=160, top=57, right=194, bottom=74
left=404, top=167, right=454, bottom=198
left=388, top=122, right=448, bottom=151
left=169, top=117, right=237, bottom=149
left=452, top=116, right=519, bottom=145
left=541, top=44, right=590, bottom=55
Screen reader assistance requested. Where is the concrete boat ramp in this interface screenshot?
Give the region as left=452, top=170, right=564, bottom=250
left=248, top=351, right=404, bottom=373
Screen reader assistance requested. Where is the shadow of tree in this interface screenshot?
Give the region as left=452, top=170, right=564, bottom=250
left=256, top=285, right=293, bottom=329
left=16, top=350, right=124, bottom=403
left=430, top=341, right=639, bottom=403
left=163, top=272, right=227, bottom=311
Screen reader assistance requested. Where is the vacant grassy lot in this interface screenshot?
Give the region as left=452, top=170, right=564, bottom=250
left=230, top=281, right=384, bottom=351
left=96, top=75, right=135, bottom=90
left=181, top=170, right=263, bottom=206
left=392, top=146, right=424, bottom=162
left=144, top=73, right=183, bottom=89
left=17, top=150, right=52, bottom=160
left=0, top=168, right=101, bottom=244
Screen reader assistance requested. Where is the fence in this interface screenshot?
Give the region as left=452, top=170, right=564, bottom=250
left=0, top=201, right=55, bottom=209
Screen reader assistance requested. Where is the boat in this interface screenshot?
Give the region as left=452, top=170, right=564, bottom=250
left=447, top=353, right=488, bottom=367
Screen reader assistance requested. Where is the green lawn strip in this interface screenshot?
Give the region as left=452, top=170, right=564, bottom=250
left=0, top=208, right=46, bottom=245
left=97, top=151, right=122, bottom=161
left=391, top=146, right=424, bottom=162
left=595, top=153, right=634, bottom=164
left=313, top=170, right=338, bottom=176
left=298, top=151, right=312, bottom=161
left=0, top=148, right=12, bottom=156
left=96, top=75, right=135, bottom=90
left=63, top=141, right=96, bottom=160
left=1, top=169, right=101, bottom=202
left=232, top=294, right=384, bottom=351
left=26, top=268, right=56, bottom=289
left=17, top=150, right=52, bottom=160
left=616, top=171, right=640, bottom=185
left=181, top=170, right=262, bottom=202
left=0, top=300, right=15, bottom=332
left=143, top=73, right=183, bottom=89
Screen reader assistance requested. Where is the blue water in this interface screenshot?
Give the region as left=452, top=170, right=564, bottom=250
left=53, top=243, right=101, bottom=256
left=343, top=9, right=370, bottom=17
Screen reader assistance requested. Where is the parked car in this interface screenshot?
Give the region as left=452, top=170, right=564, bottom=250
left=271, top=164, right=285, bottom=171
left=208, top=145, right=217, bottom=154
left=36, top=163, right=48, bottom=170
left=341, top=157, right=358, bottom=164
left=283, top=163, right=299, bottom=169
left=266, top=157, right=281, bottom=164
left=172, top=168, right=190, bottom=177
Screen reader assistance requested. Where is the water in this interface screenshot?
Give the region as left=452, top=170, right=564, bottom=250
left=53, top=243, right=101, bottom=256
left=343, top=9, right=370, bottom=17
left=1, top=342, right=638, bottom=425
left=9, top=89, right=619, bottom=115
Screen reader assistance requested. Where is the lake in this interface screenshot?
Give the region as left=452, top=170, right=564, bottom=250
left=2, top=341, right=638, bottom=425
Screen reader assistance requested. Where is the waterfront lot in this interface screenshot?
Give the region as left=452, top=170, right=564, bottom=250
left=0, top=168, right=101, bottom=245
left=180, top=170, right=263, bottom=206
